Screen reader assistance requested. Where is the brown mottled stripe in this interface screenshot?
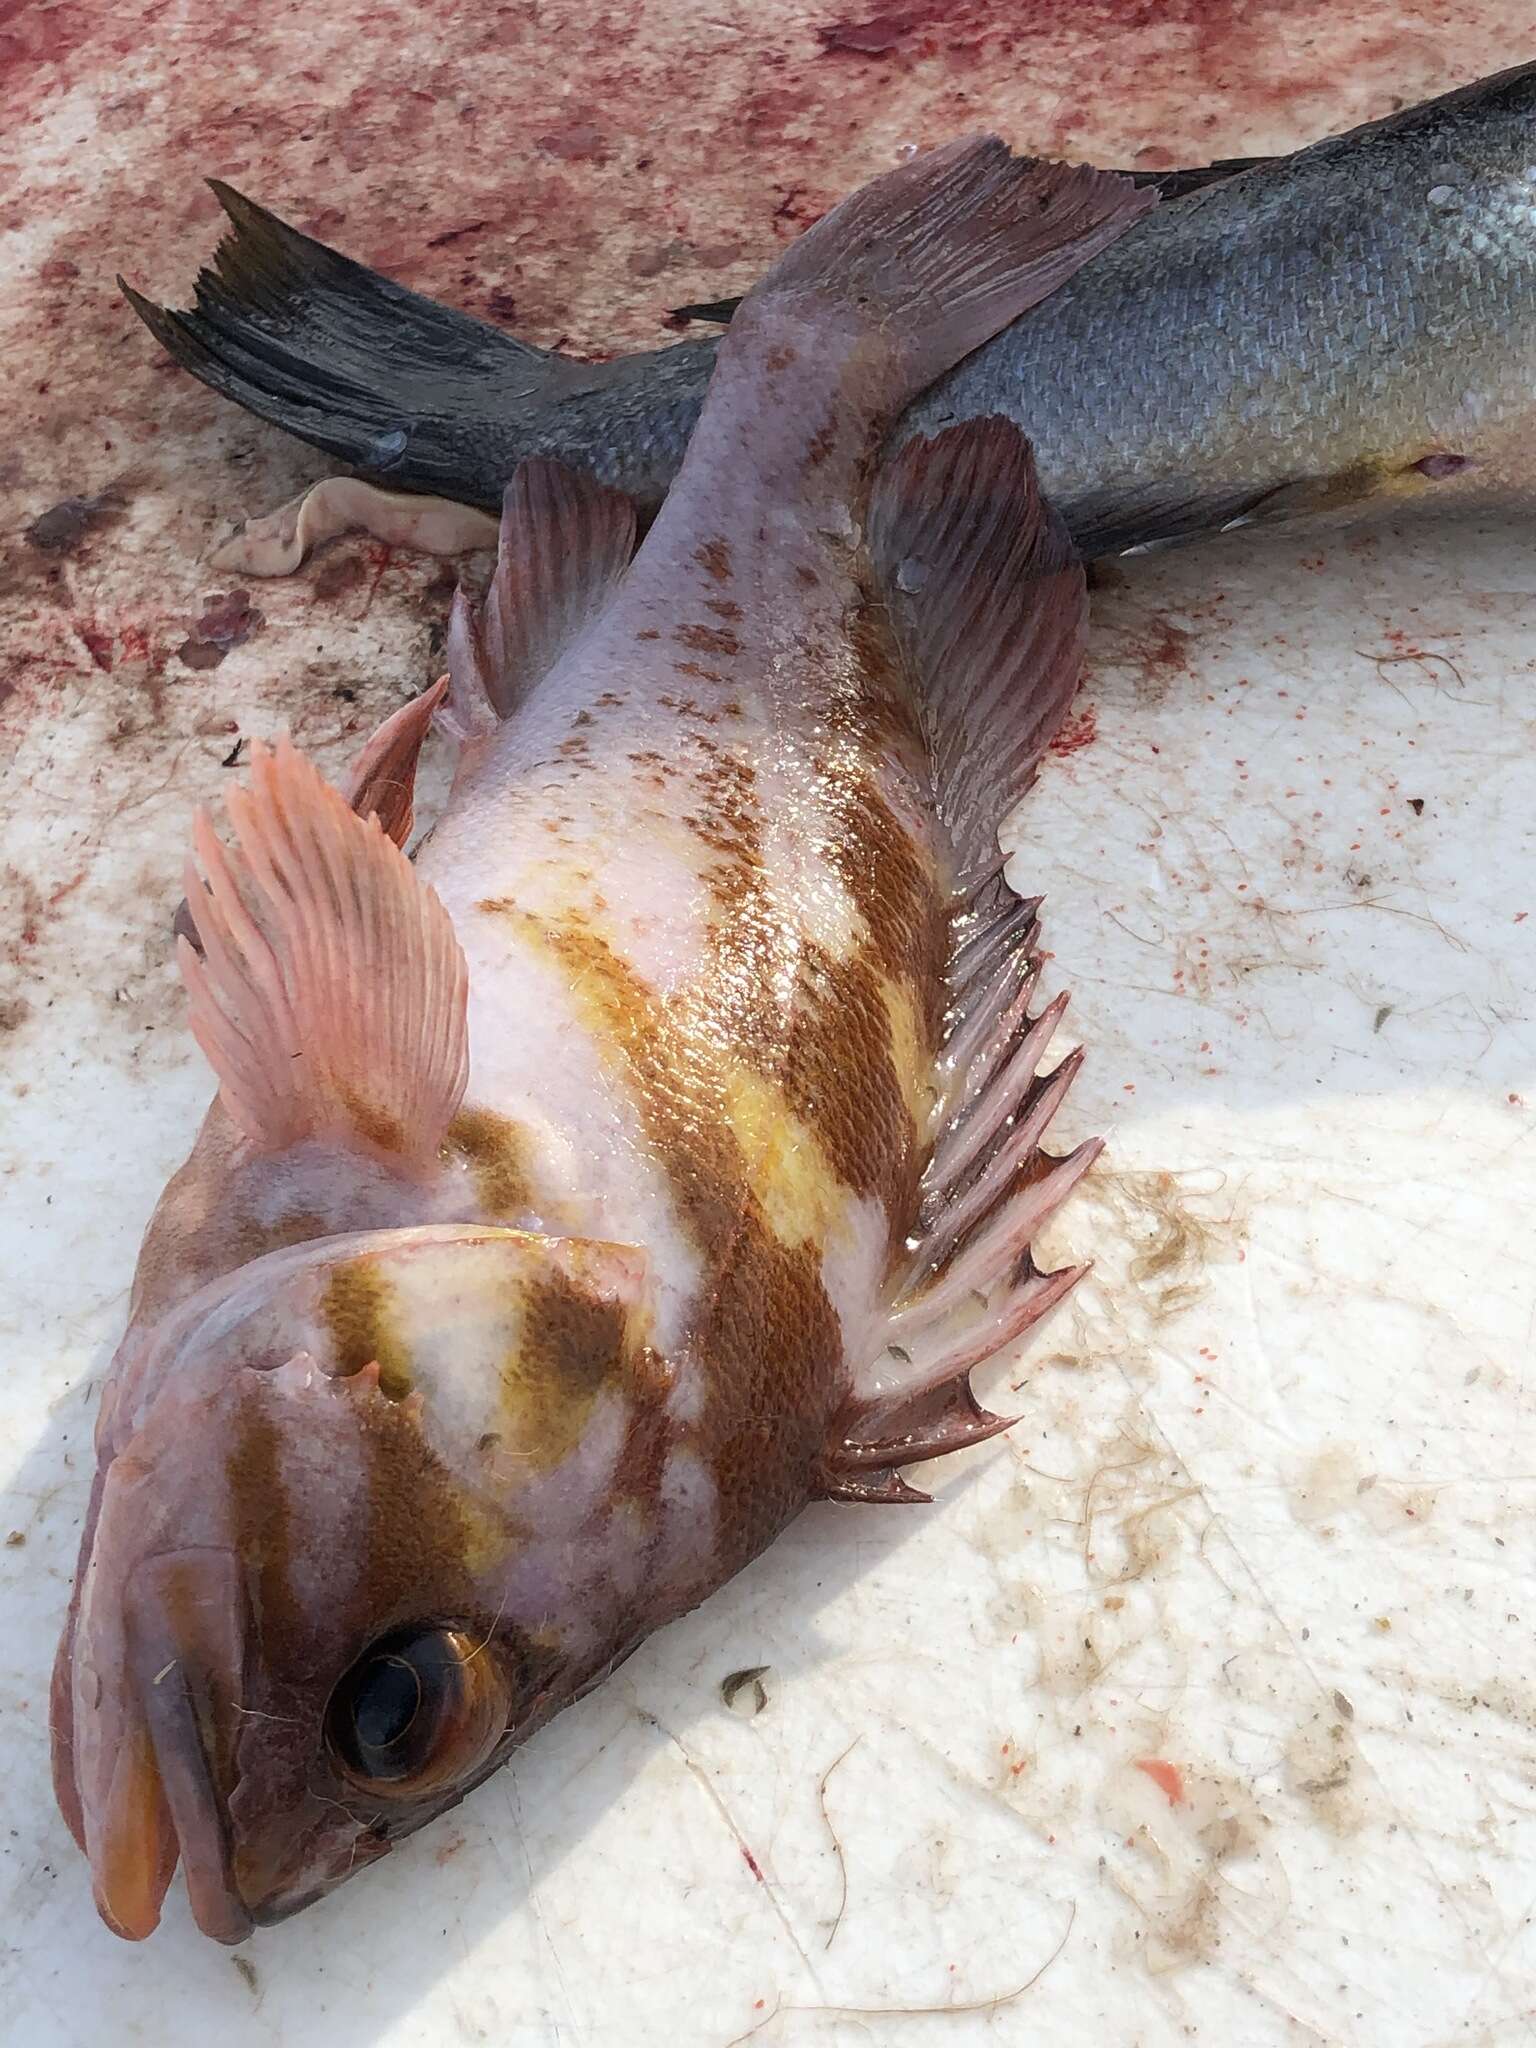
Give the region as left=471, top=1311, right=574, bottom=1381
left=500, top=1268, right=629, bottom=1470
left=221, top=1376, right=523, bottom=1922
left=445, top=1107, right=535, bottom=1217
left=224, top=1397, right=296, bottom=1672
left=694, top=538, right=733, bottom=582
left=780, top=944, right=919, bottom=1228
left=524, top=909, right=841, bottom=1566
left=320, top=1259, right=413, bottom=1400
left=824, top=770, right=948, bottom=997
left=676, top=623, right=741, bottom=657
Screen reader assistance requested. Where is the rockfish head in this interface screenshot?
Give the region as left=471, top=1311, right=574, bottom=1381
left=52, top=1222, right=663, bottom=1943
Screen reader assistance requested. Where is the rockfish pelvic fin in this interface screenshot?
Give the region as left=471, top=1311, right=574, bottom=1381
left=179, top=736, right=469, bottom=1161
left=444, top=458, right=638, bottom=737
left=340, top=673, right=449, bottom=847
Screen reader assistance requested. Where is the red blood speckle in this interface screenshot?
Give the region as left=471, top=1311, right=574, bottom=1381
left=1135, top=1758, right=1185, bottom=1804
left=1049, top=703, right=1097, bottom=757
left=78, top=623, right=115, bottom=672
left=741, top=1846, right=765, bottom=1882
left=177, top=590, right=264, bottom=671
left=818, top=12, right=914, bottom=54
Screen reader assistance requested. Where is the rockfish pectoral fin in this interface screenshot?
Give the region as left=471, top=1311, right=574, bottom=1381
left=178, top=735, right=469, bottom=1162
left=175, top=678, right=448, bottom=954
left=824, top=414, right=1100, bottom=1500
left=444, top=458, right=637, bottom=732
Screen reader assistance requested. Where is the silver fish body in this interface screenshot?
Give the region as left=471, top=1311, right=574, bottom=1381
left=130, top=61, right=1536, bottom=559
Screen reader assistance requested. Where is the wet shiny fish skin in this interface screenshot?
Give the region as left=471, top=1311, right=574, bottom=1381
left=58, top=140, right=1150, bottom=1944
left=128, top=62, right=1536, bottom=559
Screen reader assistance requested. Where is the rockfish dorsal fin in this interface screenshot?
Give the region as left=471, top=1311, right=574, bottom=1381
left=869, top=417, right=1085, bottom=885
left=179, top=737, right=469, bottom=1160
left=444, top=457, right=637, bottom=735
left=823, top=417, right=1094, bottom=1500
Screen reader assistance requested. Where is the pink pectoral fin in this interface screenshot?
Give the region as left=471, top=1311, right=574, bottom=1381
left=176, top=678, right=447, bottom=951
left=179, top=736, right=469, bottom=1161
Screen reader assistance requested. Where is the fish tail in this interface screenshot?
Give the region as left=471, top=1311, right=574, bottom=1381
left=736, top=138, right=1155, bottom=401
left=119, top=183, right=568, bottom=510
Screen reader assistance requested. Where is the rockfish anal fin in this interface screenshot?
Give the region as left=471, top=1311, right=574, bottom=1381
left=179, top=736, right=469, bottom=1160
left=444, top=457, right=637, bottom=735
left=824, top=415, right=1097, bottom=1497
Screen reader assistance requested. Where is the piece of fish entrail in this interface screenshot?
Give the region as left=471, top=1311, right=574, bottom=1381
left=55, top=137, right=1152, bottom=1943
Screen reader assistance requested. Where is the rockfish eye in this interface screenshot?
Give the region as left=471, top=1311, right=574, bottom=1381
left=326, top=1627, right=511, bottom=1797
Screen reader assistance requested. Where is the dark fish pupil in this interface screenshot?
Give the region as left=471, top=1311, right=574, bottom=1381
left=355, top=1654, right=422, bottom=1753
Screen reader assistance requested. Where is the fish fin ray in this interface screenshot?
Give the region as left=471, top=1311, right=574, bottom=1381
left=339, top=675, right=448, bottom=847
left=870, top=416, right=1086, bottom=880
left=120, top=185, right=564, bottom=503
left=178, top=737, right=468, bottom=1158
left=818, top=1468, right=932, bottom=1506
left=172, top=680, right=447, bottom=952
left=446, top=457, right=637, bottom=724
left=839, top=417, right=1097, bottom=1448
left=827, top=1377, right=1015, bottom=1476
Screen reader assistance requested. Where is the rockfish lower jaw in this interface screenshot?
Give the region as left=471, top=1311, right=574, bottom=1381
left=72, top=1546, right=252, bottom=1943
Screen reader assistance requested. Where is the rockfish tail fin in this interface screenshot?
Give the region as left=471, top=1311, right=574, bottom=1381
left=738, top=138, right=1155, bottom=397
left=822, top=414, right=1095, bottom=1501
left=179, top=737, right=469, bottom=1160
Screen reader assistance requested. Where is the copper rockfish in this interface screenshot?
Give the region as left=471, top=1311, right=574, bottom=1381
left=53, top=139, right=1152, bottom=1942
